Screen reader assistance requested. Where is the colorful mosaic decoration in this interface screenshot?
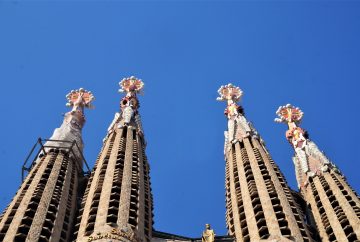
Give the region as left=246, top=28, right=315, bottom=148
left=275, top=104, right=303, bottom=124
left=217, top=84, right=254, bottom=155
left=116, top=76, right=145, bottom=135
left=275, top=104, right=335, bottom=188
left=66, top=88, right=95, bottom=110
left=119, top=76, right=144, bottom=95
left=216, top=83, right=243, bottom=102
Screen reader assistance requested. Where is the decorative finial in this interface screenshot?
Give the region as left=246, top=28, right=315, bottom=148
left=275, top=103, right=305, bottom=141
left=275, top=104, right=335, bottom=187
left=275, top=104, right=304, bottom=124
left=216, top=83, right=243, bottom=102
left=66, top=88, right=95, bottom=112
left=217, top=83, right=254, bottom=150
left=44, top=88, right=95, bottom=157
left=117, top=76, right=145, bottom=132
left=216, top=83, right=244, bottom=118
left=118, top=76, right=144, bottom=96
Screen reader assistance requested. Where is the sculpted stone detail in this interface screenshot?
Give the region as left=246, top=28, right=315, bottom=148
left=45, top=88, right=95, bottom=158
left=88, top=225, right=141, bottom=242
left=74, top=78, right=152, bottom=242
left=217, top=84, right=255, bottom=154
left=108, top=113, right=121, bottom=133
left=118, top=76, right=144, bottom=94
left=275, top=104, right=337, bottom=187
left=117, top=76, right=144, bottom=135
left=201, top=224, right=215, bottom=242
left=122, top=99, right=136, bottom=125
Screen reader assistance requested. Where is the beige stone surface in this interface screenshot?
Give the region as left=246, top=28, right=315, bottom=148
left=76, top=130, right=116, bottom=238
left=76, top=122, right=153, bottom=242
left=118, top=127, right=134, bottom=226
left=95, top=128, right=122, bottom=228
left=27, top=153, right=66, bottom=241
left=0, top=157, right=46, bottom=241
left=224, top=136, right=315, bottom=242
left=49, top=157, right=73, bottom=242
left=243, top=138, right=280, bottom=236
left=302, top=173, right=360, bottom=241
left=323, top=173, right=360, bottom=238
left=234, top=142, right=260, bottom=241
left=252, top=138, right=308, bottom=241
left=2, top=154, right=52, bottom=241
left=1, top=151, right=80, bottom=242
left=227, top=147, right=246, bottom=241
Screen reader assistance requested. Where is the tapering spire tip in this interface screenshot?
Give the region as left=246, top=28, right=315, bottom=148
left=119, top=76, right=144, bottom=95
left=66, top=88, right=95, bottom=110
left=275, top=104, right=303, bottom=124
left=217, top=83, right=243, bottom=102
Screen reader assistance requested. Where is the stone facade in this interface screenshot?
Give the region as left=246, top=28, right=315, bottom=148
left=0, top=150, right=80, bottom=242
left=218, top=84, right=317, bottom=242
left=1, top=82, right=360, bottom=242
left=74, top=77, right=153, bottom=242
left=0, top=88, right=94, bottom=242
left=151, top=230, right=234, bottom=242
left=276, top=104, right=360, bottom=241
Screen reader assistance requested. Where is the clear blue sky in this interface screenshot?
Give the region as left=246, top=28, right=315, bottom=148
left=0, top=1, right=359, bottom=238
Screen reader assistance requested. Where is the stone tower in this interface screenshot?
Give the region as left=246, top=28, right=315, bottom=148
left=275, top=104, right=360, bottom=241
left=217, top=84, right=316, bottom=242
left=0, top=88, right=94, bottom=242
left=74, top=77, right=153, bottom=242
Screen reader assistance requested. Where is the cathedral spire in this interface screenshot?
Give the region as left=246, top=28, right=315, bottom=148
left=218, top=84, right=316, bottom=242
left=66, top=87, right=95, bottom=118
left=275, top=104, right=333, bottom=188
left=217, top=84, right=253, bottom=155
left=117, top=76, right=144, bottom=132
left=45, top=88, right=94, bottom=159
left=74, top=77, right=153, bottom=242
left=0, top=88, right=94, bottom=242
left=276, top=104, right=360, bottom=241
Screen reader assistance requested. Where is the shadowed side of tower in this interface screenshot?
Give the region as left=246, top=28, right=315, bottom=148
left=74, top=77, right=153, bottom=242
left=217, top=84, right=317, bottom=242
left=276, top=104, right=360, bottom=241
left=0, top=88, right=94, bottom=242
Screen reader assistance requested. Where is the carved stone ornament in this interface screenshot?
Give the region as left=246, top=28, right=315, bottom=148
left=66, top=88, right=95, bottom=111
left=275, top=104, right=303, bottom=124
left=217, top=84, right=253, bottom=149
left=202, top=224, right=215, bottom=242
left=216, top=83, right=243, bottom=102
left=87, top=225, right=141, bottom=242
left=45, top=88, right=95, bottom=160
left=119, top=76, right=144, bottom=96
left=117, top=77, right=145, bottom=135
left=275, top=104, right=338, bottom=187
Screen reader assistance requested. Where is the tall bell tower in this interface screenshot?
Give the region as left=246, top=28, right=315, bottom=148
left=218, top=84, right=316, bottom=242
left=0, top=88, right=94, bottom=242
left=276, top=104, right=360, bottom=241
left=74, top=77, right=153, bottom=242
